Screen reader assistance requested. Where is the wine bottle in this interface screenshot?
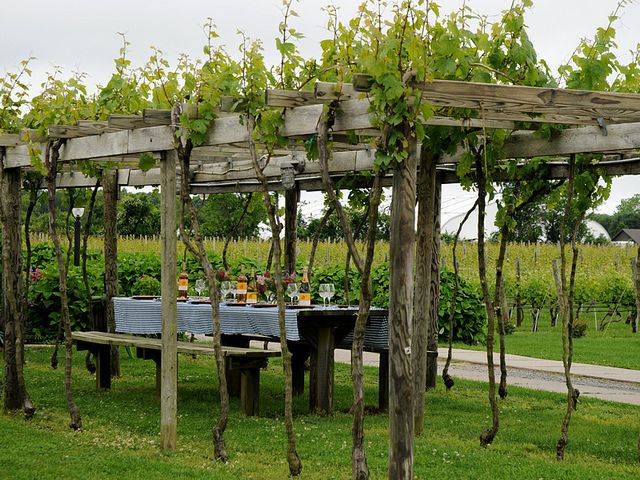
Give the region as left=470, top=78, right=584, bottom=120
left=236, top=267, right=248, bottom=303
left=299, top=266, right=311, bottom=306
left=246, top=269, right=258, bottom=304
left=178, top=261, right=189, bottom=299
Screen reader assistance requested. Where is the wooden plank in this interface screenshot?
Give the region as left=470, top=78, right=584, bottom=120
left=60, top=126, right=174, bottom=161
left=5, top=143, right=45, bottom=168
left=352, top=75, right=640, bottom=123
left=203, top=114, right=250, bottom=145
left=265, top=89, right=318, bottom=107
left=504, top=122, right=640, bottom=158
left=160, top=149, right=178, bottom=451
left=108, top=115, right=146, bottom=129
left=56, top=172, right=98, bottom=188
left=128, top=168, right=162, bottom=186
left=143, top=109, right=172, bottom=126
left=0, top=134, right=23, bottom=147
left=71, top=331, right=280, bottom=357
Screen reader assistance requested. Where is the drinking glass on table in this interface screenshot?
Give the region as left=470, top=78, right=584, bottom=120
left=326, top=283, right=336, bottom=306
left=195, top=278, right=206, bottom=297
left=318, top=283, right=332, bottom=307
left=286, top=283, right=299, bottom=305
left=220, top=281, right=232, bottom=301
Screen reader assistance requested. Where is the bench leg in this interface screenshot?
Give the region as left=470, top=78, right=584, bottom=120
left=137, top=348, right=162, bottom=395
left=378, top=351, right=389, bottom=412
left=227, top=357, right=268, bottom=416
left=95, top=344, right=112, bottom=390
left=225, top=360, right=241, bottom=397
left=240, top=368, right=260, bottom=416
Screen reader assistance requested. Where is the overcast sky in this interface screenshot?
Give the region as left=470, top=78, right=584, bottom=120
left=2, top=0, right=639, bottom=218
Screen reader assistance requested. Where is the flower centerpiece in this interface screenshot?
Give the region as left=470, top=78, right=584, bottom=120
left=256, top=271, right=296, bottom=303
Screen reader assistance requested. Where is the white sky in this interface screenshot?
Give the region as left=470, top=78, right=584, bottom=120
left=2, top=0, right=639, bottom=220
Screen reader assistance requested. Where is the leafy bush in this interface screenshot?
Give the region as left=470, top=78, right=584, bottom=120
left=571, top=319, right=588, bottom=338
left=521, top=277, right=554, bottom=309
left=27, top=261, right=105, bottom=342
left=131, top=275, right=161, bottom=296
left=438, top=269, right=487, bottom=344
left=118, top=252, right=161, bottom=296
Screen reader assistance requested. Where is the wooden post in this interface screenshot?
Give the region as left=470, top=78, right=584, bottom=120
left=427, top=172, right=442, bottom=388
left=633, top=254, right=640, bottom=334
left=160, top=150, right=178, bottom=451
left=0, top=162, right=26, bottom=410
left=412, top=149, right=436, bottom=433
left=103, top=168, right=120, bottom=376
left=284, top=187, right=299, bottom=275
left=388, top=138, right=417, bottom=479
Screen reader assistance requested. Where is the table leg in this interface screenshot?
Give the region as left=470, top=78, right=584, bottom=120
left=378, top=350, right=389, bottom=412
left=222, top=336, right=250, bottom=397
left=289, top=343, right=310, bottom=396
left=310, top=327, right=335, bottom=415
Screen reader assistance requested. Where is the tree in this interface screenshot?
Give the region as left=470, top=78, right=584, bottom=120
left=197, top=193, right=267, bottom=238
left=117, top=190, right=161, bottom=236
left=591, top=194, right=640, bottom=237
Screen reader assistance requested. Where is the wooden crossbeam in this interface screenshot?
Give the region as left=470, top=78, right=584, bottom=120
left=0, top=134, right=22, bottom=147
left=351, top=75, right=640, bottom=125
left=268, top=86, right=618, bottom=127
left=108, top=114, right=147, bottom=129
left=49, top=122, right=119, bottom=138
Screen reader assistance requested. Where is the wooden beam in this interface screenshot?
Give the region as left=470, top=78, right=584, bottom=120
left=160, top=150, right=178, bottom=451
left=48, top=122, right=119, bottom=138
left=60, top=126, right=175, bottom=161
left=352, top=75, right=640, bottom=124
left=143, top=109, right=172, bottom=126
left=0, top=134, right=22, bottom=147
left=5, top=144, right=45, bottom=168
left=504, top=122, right=640, bottom=158
left=108, top=115, right=146, bottom=129
left=316, top=82, right=600, bottom=126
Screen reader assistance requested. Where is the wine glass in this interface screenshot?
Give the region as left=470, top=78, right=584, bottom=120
left=318, top=284, right=331, bottom=307
left=286, top=283, right=299, bottom=305
left=195, top=278, right=206, bottom=297
left=220, top=281, right=232, bottom=301
left=326, top=283, right=336, bottom=306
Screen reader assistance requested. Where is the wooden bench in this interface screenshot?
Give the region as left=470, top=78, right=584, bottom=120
left=72, top=331, right=280, bottom=416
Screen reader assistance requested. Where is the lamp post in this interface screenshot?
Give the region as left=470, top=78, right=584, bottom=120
left=72, top=207, right=85, bottom=267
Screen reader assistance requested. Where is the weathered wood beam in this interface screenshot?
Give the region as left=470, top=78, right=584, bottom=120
left=60, top=126, right=175, bottom=161
left=353, top=75, right=640, bottom=119
left=503, top=123, right=640, bottom=158
left=108, top=115, right=147, bottom=129
left=143, top=109, right=172, bottom=126
left=48, top=122, right=119, bottom=138
left=0, top=134, right=23, bottom=147
left=160, top=150, right=178, bottom=451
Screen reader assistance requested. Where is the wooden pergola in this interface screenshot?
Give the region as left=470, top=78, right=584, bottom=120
left=2, top=78, right=640, bottom=459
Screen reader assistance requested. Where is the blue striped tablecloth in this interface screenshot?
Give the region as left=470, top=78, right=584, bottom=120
left=113, top=297, right=389, bottom=350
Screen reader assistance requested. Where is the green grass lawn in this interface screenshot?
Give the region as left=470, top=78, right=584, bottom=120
left=1, top=347, right=639, bottom=479
left=452, top=311, right=640, bottom=370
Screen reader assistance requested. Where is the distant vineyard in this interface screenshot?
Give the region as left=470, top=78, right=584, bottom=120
left=27, top=233, right=639, bottom=307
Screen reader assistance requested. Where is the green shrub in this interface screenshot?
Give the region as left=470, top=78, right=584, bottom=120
left=438, top=268, right=487, bottom=344
left=131, top=275, right=162, bottom=296
left=571, top=319, right=588, bottom=338
left=27, top=261, right=105, bottom=342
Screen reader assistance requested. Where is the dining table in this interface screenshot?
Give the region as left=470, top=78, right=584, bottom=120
left=113, top=297, right=389, bottom=414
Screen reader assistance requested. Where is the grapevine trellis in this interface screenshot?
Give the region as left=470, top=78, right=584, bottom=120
left=3, top=77, right=640, bottom=476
